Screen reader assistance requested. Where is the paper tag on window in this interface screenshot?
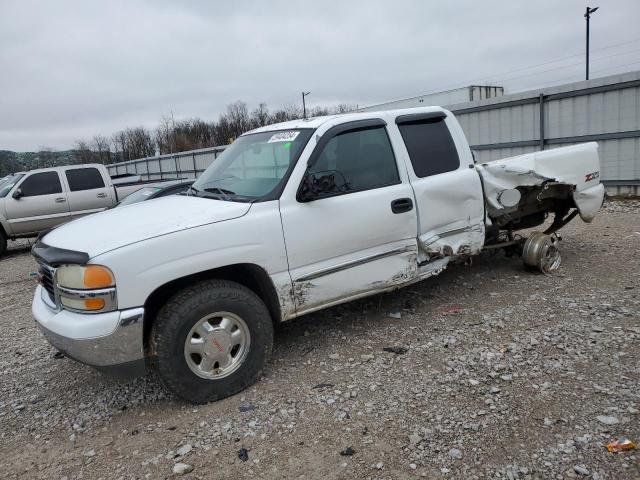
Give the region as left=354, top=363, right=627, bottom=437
left=267, top=131, right=300, bottom=143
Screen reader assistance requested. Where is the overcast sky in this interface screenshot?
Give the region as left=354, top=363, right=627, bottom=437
left=1, top=0, right=639, bottom=151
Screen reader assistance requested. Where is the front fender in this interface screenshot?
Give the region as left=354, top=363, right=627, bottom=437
left=91, top=202, right=293, bottom=314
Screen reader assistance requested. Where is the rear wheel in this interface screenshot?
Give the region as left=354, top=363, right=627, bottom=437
left=152, top=280, right=273, bottom=404
left=522, top=232, right=562, bottom=273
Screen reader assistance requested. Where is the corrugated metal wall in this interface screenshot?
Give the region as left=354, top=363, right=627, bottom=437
left=448, top=71, right=640, bottom=195
left=107, top=71, right=640, bottom=195
left=107, top=146, right=226, bottom=181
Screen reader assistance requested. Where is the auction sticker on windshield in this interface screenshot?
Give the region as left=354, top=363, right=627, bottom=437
left=268, top=131, right=300, bottom=143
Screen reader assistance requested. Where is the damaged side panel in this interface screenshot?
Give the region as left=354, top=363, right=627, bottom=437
left=418, top=222, right=484, bottom=261
left=476, top=142, right=604, bottom=226
left=289, top=246, right=418, bottom=317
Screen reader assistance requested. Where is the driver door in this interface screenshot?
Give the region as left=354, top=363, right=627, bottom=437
left=279, top=119, right=418, bottom=315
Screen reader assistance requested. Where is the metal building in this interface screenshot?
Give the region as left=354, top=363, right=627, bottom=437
left=446, top=70, right=640, bottom=196
left=356, top=85, right=504, bottom=112
left=107, top=70, right=640, bottom=196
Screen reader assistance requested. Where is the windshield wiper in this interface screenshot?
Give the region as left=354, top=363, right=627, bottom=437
left=189, top=185, right=228, bottom=201
left=204, top=187, right=235, bottom=201
left=206, top=187, right=235, bottom=195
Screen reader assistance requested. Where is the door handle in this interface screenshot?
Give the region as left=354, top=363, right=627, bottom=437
left=55, top=197, right=66, bottom=203
left=390, top=198, right=413, bottom=214
left=97, top=192, right=107, bottom=198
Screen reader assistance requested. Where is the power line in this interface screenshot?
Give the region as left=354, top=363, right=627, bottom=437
left=501, top=58, right=640, bottom=92
left=494, top=47, right=640, bottom=83
left=478, top=37, right=640, bottom=80
left=592, top=59, right=640, bottom=75
left=366, top=36, right=640, bottom=107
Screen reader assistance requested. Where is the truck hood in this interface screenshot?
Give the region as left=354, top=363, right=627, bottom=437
left=43, top=195, right=252, bottom=258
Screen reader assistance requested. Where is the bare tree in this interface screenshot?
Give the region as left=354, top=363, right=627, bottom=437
left=221, top=101, right=251, bottom=142
left=110, top=128, right=154, bottom=161
left=111, top=131, right=128, bottom=162
left=333, top=103, right=357, bottom=114
left=73, top=141, right=93, bottom=164
left=126, top=127, right=155, bottom=159
left=269, top=104, right=303, bottom=123
left=91, top=135, right=111, bottom=164
left=155, top=115, right=174, bottom=155
left=29, top=101, right=359, bottom=168
left=250, top=103, right=269, bottom=128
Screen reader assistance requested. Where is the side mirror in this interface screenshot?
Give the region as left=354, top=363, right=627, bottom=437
left=12, top=188, right=23, bottom=200
left=297, top=170, right=348, bottom=202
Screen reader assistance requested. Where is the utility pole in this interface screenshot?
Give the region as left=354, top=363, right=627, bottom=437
left=302, top=91, right=311, bottom=119
left=584, top=6, right=599, bottom=80
left=170, top=110, right=176, bottom=154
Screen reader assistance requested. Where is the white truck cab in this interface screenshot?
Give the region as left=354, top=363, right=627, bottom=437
left=31, top=107, right=604, bottom=403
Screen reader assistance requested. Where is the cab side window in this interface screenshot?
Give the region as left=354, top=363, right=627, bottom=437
left=308, top=126, right=399, bottom=195
left=65, top=168, right=105, bottom=191
left=19, top=172, right=63, bottom=197
left=397, top=117, right=460, bottom=177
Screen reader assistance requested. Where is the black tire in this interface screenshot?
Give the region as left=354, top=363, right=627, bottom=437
left=0, top=231, right=6, bottom=257
left=152, top=279, right=273, bottom=404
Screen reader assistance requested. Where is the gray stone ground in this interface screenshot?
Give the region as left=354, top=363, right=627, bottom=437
left=0, top=200, right=638, bottom=479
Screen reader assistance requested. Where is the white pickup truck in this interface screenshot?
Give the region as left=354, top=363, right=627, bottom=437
left=0, top=164, right=170, bottom=256
left=31, top=107, right=604, bottom=404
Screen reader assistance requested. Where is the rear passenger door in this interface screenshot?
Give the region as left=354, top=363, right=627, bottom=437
left=63, top=167, right=113, bottom=219
left=4, top=170, right=70, bottom=235
left=394, top=111, right=485, bottom=260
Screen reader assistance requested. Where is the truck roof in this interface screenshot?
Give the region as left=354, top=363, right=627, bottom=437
left=12, top=163, right=107, bottom=175
left=245, top=106, right=448, bottom=135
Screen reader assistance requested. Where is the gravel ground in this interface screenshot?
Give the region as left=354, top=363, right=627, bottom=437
left=0, top=200, right=638, bottom=480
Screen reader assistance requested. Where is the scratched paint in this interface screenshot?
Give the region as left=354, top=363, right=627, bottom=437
left=291, top=249, right=417, bottom=315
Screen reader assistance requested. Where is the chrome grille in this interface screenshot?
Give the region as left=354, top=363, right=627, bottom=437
left=38, top=263, right=56, bottom=303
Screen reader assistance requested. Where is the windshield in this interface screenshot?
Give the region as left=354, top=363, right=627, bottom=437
left=117, top=186, right=162, bottom=206
left=0, top=174, right=25, bottom=198
left=191, top=129, right=313, bottom=201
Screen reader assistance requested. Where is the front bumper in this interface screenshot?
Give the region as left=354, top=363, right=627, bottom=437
left=32, top=285, right=146, bottom=378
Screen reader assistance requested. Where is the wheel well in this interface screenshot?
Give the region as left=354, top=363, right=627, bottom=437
left=143, top=263, right=282, bottom=352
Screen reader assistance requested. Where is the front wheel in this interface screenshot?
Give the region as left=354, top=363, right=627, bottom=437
left=152, top=280, right=274, bottom=404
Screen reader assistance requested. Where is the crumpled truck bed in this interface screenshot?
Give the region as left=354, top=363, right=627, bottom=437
left=476, top=142, right=605, bottom=223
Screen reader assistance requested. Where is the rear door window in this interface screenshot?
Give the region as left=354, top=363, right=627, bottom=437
left=397, top=117, right=460, bottom=177
left=65, top=168, right=105, bottom=191
left=19, top=172, right=63, bottom=197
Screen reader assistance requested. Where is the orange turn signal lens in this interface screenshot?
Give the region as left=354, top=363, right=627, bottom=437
left=84, top=298, right=106, bottom=310
left=83, top=266, right=114, bottom=289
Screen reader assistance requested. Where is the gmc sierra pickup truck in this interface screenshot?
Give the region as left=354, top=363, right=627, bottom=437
left=0, top=164, right=180, bottom=256
left=31, top=107, right=604, bottom=403
left=0, top=164, right=165, bottom=256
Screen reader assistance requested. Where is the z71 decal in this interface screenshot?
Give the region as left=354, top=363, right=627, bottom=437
left=585, top=171, right=600, bottom=182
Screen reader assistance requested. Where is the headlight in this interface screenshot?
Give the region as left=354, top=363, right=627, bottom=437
left=55, top=265, right=117, bottom=312
left=57, top=265, right=115, bottom=289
